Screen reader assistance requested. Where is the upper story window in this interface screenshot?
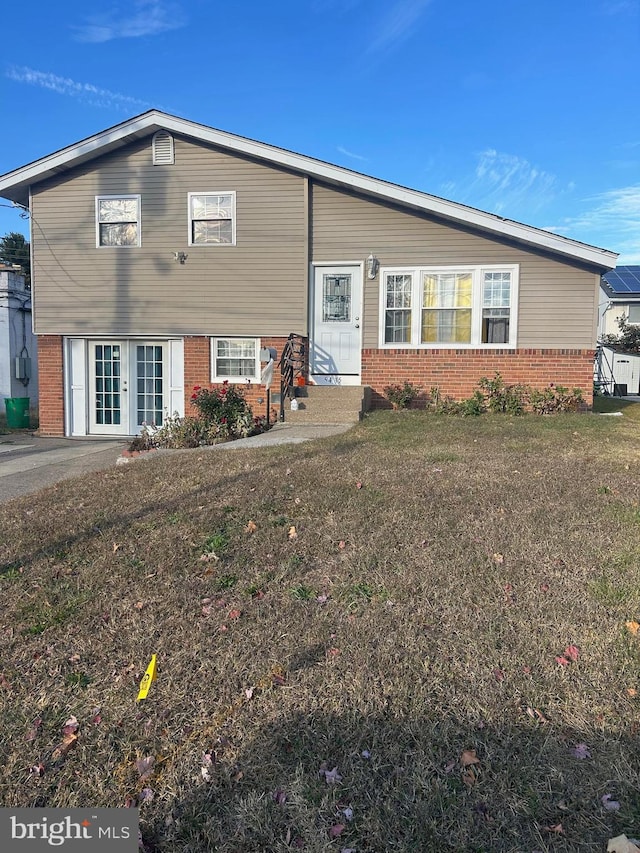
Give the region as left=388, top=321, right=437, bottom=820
left=627, top=304, right=640, bottom=324
left=96, top=195, right=141, bottom=247
left=188, top=192, right=235, bottom=246
left=381, top=265, right=518, bottom=348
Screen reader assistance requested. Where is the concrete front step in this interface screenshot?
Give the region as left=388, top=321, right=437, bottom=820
left=283, top=385, right=371, bottom=424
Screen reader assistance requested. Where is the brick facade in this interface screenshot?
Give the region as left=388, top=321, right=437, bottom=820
left=184, top=335, right=290, bottom=424
left=37, top=335, right=65, bottom=435
left=362, top=348, right=595, bottom=409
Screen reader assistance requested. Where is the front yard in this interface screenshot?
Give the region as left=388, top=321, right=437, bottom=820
left=1, top=409, right=640, bottom=851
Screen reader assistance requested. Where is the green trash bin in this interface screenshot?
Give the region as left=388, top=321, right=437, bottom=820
left=4, top=397, right=30, bottom=429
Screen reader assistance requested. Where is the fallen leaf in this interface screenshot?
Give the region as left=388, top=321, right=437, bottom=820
left=361, top=749, right=371, bottom=759
left=627, top=688, right=638, bottom=697
left=329, top=824, right=345, bottom=838
left=556, top=655, right=570, bottom=666
left=356, top=481, right=363, bottom=489
left=321, top=766, right=343, bottom=785
left=133, top=601, right=144, bottom=611
left=317, top=593, right=329, bottom=603
left=460, top=749, right=480, bottom=767
left=608, top=835, right=640, bottom=853
left=273, top=788, right=287, bottom=805
left=112, top=543, right=120, bottom=553
left=526, top=706, right=549, bottom=724
left=30, top=763, right=45, bottom=777
left=272, top=672, right=286, bottom=687
left=493, top=668, right=505, bottom=682
left=68, top=654, right=81, bottom=664
left=139, top=788, right=154, bottom=802
left=136, top=755, right=155, bottom=781
left=52, top=731, right=78, bottom=760
left=342, top=807, right=354, bottom=821
left=492, top=553, right=504, bottom=564
left=91, top=709, right=102, bottom=725
left=0, top=673, right=10, bottom=689
left=573, top=742, right=591, bottom=759
left=443, top=759, right=456, bottom=774
left=228, top=609, right=241, bottom=620
left=245, top=687, right=254, bottom=700
left=338, top=540, right=346, bottom=549
left=545, top=824, right=564, bottom=835
left=540, top=583, right=550, bottom=592
left=626, top=621, right=640, bottom=636
left=602, top=794, right=621, bottom=812
left=288, top=526, right=297, bottom=540
left=245, top=520, right=257, bottom=534
left=564, top=644, right=580, bottom=662
left=328, top=648, right=340, bottom=657
left=62, top=716, right=79, bottom=736
left=233, top=770, right=244, bottom=782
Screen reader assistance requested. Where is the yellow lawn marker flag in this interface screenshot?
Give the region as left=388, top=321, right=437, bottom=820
left=136, top=654, right=157, bottom=701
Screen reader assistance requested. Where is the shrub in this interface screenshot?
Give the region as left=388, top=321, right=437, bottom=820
left=458, top=390, right=486, bottom=417
left=383, top=380, right=421, bottom=409
left=478, top=373, right=527, bottom=415
left=528, top=384, right=584, bottom=414
left=426, top=386, right=460, bottom=414
left=191, top=383, right=267, bottom=439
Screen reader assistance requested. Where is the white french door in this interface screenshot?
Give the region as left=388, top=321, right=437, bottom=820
left=86, top=341, right=168, bottom=436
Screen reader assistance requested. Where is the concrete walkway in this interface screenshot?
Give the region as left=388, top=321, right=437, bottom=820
left=0, top=423, right=354, bottom=504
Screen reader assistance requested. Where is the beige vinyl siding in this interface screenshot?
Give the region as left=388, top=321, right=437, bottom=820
left=311, top=184, right=599, bottom=349
left=31, top=135, right=306, bottom=336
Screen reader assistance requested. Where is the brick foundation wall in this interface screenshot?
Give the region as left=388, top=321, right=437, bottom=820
left=37, top=335, right=65, bottom=435
left=362, top=348, right=595, bottom=409
left=184, top=335, right=290, bottom=423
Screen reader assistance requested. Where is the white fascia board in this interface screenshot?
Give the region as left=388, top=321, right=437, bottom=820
left=0, top=110, right=619, bottom=270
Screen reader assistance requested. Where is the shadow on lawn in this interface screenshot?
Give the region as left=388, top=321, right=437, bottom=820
left=143, top=707, right=640, bottom=853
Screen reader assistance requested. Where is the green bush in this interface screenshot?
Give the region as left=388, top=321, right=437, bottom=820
left=478, top=373, right=527, bottom=415
left=528, top=384, right=584, bottom=414
left=190, top=382, right=266, bottom=439
left=383, top=380, right=421, bottom=409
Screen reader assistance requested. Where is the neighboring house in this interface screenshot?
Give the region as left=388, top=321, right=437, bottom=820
left=0, top=111, right=618, bottom=437
left=0, top=264, right=38, bottom=411
left=595, top=266, right=640, bottom=396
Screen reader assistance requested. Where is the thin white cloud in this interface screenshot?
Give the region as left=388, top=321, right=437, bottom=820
left=337, top=145, right=368, bottom=162
left=449, top=149, right=559, bottom=216
left=545, top=185, right=640, bottom=262
left=600, top=0, right=639, bottom=14
left=6, top=66, right=152, bottom=112
left=367, top=0, right=433, bottom=53
left=72, top=0, right=186, bottom=43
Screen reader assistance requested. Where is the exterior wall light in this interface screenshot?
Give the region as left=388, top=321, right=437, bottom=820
left=366, top=253, right=379, bottom=279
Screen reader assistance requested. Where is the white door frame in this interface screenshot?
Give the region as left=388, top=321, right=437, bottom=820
left=64, top=338, right=184, bottom=436
left=310, top=262, right=363, bottom=385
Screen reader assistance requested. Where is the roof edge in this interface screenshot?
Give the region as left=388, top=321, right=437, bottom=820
left=0, top=110, right=619, bottom=270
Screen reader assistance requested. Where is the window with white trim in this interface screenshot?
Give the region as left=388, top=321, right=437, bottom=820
left=211, top=338, right=259, bottom=381
left=96, top=195, right=141, bottom=247
left=381, top=265, right=518, bottom=347
left=627, top=304, right=640, bottom=324
left=189, top=192, right=235, bottom=245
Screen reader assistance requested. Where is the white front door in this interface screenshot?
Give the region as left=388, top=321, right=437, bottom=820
left=311, top=265, right=362, bottom=384
left=87, top=341, right=169, bottom=435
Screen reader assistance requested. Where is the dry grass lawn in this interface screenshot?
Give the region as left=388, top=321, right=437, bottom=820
left=2, top=409, right=640, bottom=851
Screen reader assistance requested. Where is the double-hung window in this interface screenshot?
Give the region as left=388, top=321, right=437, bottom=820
left=381, top=265, right=518, bottom=347
left=189, top=192, right=235, bottom=245
left=96, top=196, right=141, bottom=247
left=211, top=338, right=259, bottom=381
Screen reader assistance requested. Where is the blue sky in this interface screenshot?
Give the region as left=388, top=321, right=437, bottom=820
left=1, top=0, right=639, bottom=261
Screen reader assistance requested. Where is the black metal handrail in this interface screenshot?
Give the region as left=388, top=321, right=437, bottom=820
left=279, top=333, right=308, bottom=421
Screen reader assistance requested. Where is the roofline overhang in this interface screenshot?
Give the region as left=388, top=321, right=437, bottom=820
left=0, top=110, right=619, bottom=270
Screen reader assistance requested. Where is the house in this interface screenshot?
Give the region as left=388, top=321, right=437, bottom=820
left=0, top=111, right=618, bottom=437
left=595, top=266, right=640, bottom=396
left=0, top=263, right=38, bottom=412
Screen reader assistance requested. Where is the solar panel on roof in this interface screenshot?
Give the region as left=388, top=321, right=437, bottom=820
left=602, top=266, right=640, bottom=294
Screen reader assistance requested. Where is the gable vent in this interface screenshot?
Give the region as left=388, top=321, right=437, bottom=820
left=152, top=130, right=174, bottom=165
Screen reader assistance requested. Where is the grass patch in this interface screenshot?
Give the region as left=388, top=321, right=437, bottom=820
left=1, top=411, right=640, bottom=851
